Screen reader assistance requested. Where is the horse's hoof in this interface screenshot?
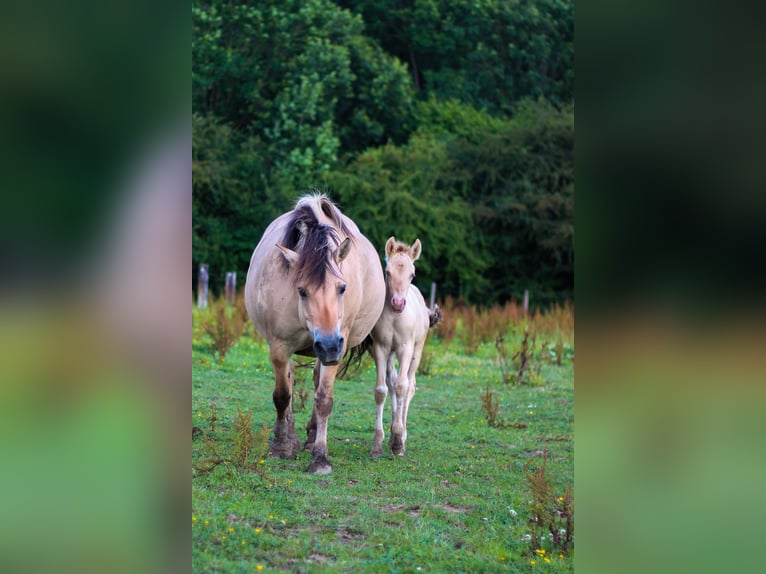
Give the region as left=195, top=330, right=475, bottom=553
left=269, top=441, right=298, bottom=459
left=303, top=440, right=315, bottom=451
left=370, top=446, right=383, bottom=458
left=307, top=457, right=333, bottom=475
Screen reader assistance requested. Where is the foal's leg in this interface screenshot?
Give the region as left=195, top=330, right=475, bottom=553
left=268, top=345, right=300, bottom=458
left=370, top=342, right=389, bottom=457
left=304, top=360, right=321, bottom=450
left=307, top=361, right=340, bottom=474
left=389, top=342, right=414, bottom=455
left=401, top=337, right=426, bottom=452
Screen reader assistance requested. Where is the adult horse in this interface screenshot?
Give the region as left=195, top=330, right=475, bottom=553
left=245, top=194, right=385, bottom=474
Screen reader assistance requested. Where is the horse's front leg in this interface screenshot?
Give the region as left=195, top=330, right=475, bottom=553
left=307, top=362, right=339, bottom=474
left=304, top=360, right=321, bottom=450
left=268, top=346, right=300, bottom=458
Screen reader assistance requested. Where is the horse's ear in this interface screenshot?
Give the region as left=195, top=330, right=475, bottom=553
left=385, top=236, right=397, bottom=259
left=336, top=238, right=352, bottom=263
left=409, top=239, right=422, bottom=262
left=276, top=244, right=298, bottom=267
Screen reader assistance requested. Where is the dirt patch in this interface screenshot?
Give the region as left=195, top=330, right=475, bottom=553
left=308, top=553, right=333, bottom=564
left=337, top=529, right=365, bottom=543
left=435, top=503, right=467, bottom=514
left=523, top=449, right=547, bottom=456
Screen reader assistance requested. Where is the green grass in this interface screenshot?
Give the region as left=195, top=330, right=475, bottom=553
left=193, top=321, right=574, bottom=573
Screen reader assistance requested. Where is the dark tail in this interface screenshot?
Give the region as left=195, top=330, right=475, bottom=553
left=337, top=334, right=373, bottom=379
left=429, top=305, right=443, bottom=328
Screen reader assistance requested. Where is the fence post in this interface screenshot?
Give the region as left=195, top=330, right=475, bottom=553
left=225, top=272, right=237, bottom=305
left=523, top=289, right=529, bottom=315
left=197, top=264, right=209, bottom=309
left=429, top=282, right=437, bottom=311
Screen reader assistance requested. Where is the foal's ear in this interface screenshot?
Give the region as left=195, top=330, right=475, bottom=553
left=385, top=236, right=397, bottom=259
left=409, top=239, right=422, bottom=262
left=276, top=244, right=298, bottom=267
left=335, top=237, right=352, bottom=263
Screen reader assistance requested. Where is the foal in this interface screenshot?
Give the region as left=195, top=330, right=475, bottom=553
left=370, top=237, right=436, bottom=456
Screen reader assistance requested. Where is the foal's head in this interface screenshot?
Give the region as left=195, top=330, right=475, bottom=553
left=384, top=236, right=421, bottom=313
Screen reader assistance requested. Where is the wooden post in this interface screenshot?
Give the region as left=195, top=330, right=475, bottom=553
left=225, top=272, right=237, bottom=305
left=197, top=264, right=209, bottom=309
left=429, top=282, right=437, bottom=311
left=523, top=289, right=529, bottom=315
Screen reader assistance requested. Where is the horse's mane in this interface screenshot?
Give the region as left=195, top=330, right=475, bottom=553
left=281, top=194, right=352, bottom=288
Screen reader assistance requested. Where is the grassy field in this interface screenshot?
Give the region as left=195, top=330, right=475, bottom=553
left=192, top=303, right=574, bottom=573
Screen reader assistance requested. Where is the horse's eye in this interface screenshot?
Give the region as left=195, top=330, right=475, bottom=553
left=297, top=286, right=308, bottom=299
left=339, top=284, right=347, bottom=295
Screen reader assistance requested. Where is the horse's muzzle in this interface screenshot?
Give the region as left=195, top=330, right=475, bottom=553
left=391, top=297, right=406, bottom=312
left=313, top=332, right=344, bottom=366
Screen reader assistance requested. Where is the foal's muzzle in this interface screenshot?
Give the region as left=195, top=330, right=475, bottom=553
left=313, top=331, right=344, bottom=366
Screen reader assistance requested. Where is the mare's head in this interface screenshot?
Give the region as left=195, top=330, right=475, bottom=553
left=384, top=236, right=421, bottom=313
left=277, top=204, right=352, bottom=365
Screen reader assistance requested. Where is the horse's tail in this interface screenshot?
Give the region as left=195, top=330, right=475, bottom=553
left=429, top=305, right=443, bottom=328
left=337, top=334, right=373, bottom=379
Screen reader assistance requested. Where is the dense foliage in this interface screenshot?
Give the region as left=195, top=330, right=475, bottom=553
left=193, top=0, right=574, bottom=306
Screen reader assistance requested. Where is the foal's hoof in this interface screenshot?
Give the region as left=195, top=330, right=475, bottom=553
left=370, top=445, right=384, bottom=458
left=307, top=456, right=333, bottom=475
left=389, top=436, right=405, bottom=456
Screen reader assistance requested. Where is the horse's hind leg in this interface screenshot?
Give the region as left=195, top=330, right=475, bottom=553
left=269, top=346, right=300, bottom=459
left=304, top=360, right=321, bottom=450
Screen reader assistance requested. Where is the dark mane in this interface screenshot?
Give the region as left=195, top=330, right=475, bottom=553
left=281, top=204, right=344, bottom=288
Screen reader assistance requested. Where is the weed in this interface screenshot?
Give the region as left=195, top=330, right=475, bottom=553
left=524, top=453, right=574, bottom=556
left=202, top=298, right=245, bottom=364
left=480, top=383, right=528, bottom=429
left=495, top=330, right=543, bottom=386
left=193, top=405, right=272, bottom=483
left=293, top=370, right=310, bottom=413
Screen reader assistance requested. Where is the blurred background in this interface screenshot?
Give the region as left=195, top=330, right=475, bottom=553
left=1, top=0, right=764, bottom=572
left=0, top=0, right=188, bottom=573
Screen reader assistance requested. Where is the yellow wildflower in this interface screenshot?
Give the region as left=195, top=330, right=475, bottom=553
left=268, top=514, right=274, bottom=519
left=256, top=565, right=263, bottom=571
left=192, top=516, right=197, bottom=523
left=255, top=528, right=261, bottom=534
left=544, top=557, right=551, bottom=563
left=536, top=549, right=546, bottom=556
left=203, top=520, right=209, bottom=526
left=530, top=559, right=536, bottom=566
left=227, top=527, right=234, bottom=534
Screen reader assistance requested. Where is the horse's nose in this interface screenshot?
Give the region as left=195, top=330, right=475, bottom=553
left=313, top=333, right=344, bottom=365
left=391, top=297, right=406, bottom=312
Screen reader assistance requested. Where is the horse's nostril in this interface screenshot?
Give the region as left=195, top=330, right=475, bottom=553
left=337, top=337, right=344, bottom=350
